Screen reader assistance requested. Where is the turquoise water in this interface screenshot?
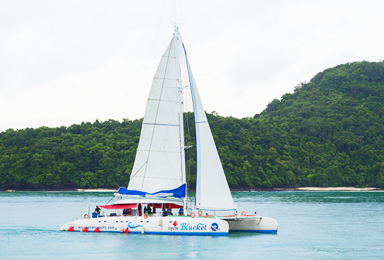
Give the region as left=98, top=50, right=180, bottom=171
left=1, top=191, right=384, bottom=259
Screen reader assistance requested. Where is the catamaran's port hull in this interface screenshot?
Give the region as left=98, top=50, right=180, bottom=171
left=223, top=216, right=278, bottom=233
left=60, top=215, right=229, bottom=236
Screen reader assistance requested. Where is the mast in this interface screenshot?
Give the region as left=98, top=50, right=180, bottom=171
left=174, top=26, right=187, bottom=214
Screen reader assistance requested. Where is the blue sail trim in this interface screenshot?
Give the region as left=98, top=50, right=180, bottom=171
left=118, top=183, right=186, bottom=198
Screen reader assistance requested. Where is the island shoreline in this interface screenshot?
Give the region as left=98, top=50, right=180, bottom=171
left=1, top=186, right=382, bottom=192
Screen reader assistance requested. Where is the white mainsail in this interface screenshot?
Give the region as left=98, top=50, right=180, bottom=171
left=126, top=33, right=185, bottom=196
left=183, top=44, right=236, bottom=211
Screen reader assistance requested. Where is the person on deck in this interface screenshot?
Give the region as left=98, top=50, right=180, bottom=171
left=166, top=207, right=171, bottom=216
left=95, top=206, right=101, bottom=216
left=138, top=203, right=142, bottom=216
left=178, top=207, right=184, bottom=216
left=144, top=206, right=147, bottom=214
left=147, top=205, right=152, bottom=215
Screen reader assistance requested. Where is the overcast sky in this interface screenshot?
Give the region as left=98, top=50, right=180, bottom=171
left=1, top=0, right=384, bottom=132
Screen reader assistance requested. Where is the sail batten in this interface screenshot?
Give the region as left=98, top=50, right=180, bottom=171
left=143, top=123, right=179, bottom=126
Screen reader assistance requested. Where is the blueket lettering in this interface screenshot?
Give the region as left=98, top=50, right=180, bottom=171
left=180, top=223, right=207, bottom=231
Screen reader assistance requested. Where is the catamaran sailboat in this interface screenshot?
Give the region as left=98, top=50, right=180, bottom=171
left=60, top=26, right=278, bottom=235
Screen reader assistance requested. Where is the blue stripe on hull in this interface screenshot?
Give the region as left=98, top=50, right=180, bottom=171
left=230, top=230, right=277, bottom=233
left=130, top=231, right=228, bottom=236
left=70, top=230, right=227, bottom=236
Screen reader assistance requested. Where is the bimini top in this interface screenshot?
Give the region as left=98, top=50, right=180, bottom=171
left=99, top=198, right=183, bottom=209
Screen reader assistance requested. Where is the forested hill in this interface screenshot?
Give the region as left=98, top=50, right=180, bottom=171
left=1, top=61, right=384, bottom=190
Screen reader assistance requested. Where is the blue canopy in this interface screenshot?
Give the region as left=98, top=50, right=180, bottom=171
left=118, top=183, right=186, bottom=198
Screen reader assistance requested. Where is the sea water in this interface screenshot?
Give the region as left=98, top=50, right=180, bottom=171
left=1, top=191, right=384, bottom=259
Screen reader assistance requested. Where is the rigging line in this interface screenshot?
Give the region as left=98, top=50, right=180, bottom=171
left=178, top=72, right=185, bottom=185
left=185, top=111, right=193, bottom=208
left=184, top=97, right=192, bottom=202
left=180, top=36, right=198, bottom=208
left=178, top=0, right=186, bottom=28
left=129, top=161, right=148, bottom=180
left=238, top=203, right=259, bottom=213
left=181, top=47, right=192, bottom=207
left=128, top=0, right=167, bottom=213
left=228, top=219, right=237, bottom=230
left=171, top=27, right=186, bottom=201
left=157, top=68, right=181, bottom=154
left=105, top=195, right=115, bottom=206
left=177, top=58, right=187, bottom=210
left=163, top=145, right=181, bottom=186
left=138, top=36, right=175, bottom=196
left=133, top=0, right=167, bottom=121
left=179, top=90, right=184, bottom=182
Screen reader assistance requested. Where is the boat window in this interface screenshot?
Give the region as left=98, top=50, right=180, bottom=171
left=116, top=221, right=118, bottom=223
left=98, top=221, right=101, bottom=223
left=104, top=221, right=106, bottom=223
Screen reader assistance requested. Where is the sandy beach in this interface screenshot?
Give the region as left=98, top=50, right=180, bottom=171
left=76, top=188, right=118, bottom=192
left=295, top=187, right=381, bottom=191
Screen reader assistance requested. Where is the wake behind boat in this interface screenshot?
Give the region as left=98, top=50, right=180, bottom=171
left=60, top=26, right=277, bottom=236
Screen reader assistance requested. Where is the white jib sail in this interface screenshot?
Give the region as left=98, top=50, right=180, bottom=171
left=128, top=34, right=184, bottom=194
left=185, top=51, right=236, bottom=211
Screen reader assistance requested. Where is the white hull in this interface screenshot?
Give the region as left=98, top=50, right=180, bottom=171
left=60, top=215, right=229, bottom=236
left=221, top=216, right=278, bottom=233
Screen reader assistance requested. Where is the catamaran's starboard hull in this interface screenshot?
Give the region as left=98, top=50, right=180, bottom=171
left=223, top=216, right=278, bottom=233
left=60, top=216, right=229, bottom=236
